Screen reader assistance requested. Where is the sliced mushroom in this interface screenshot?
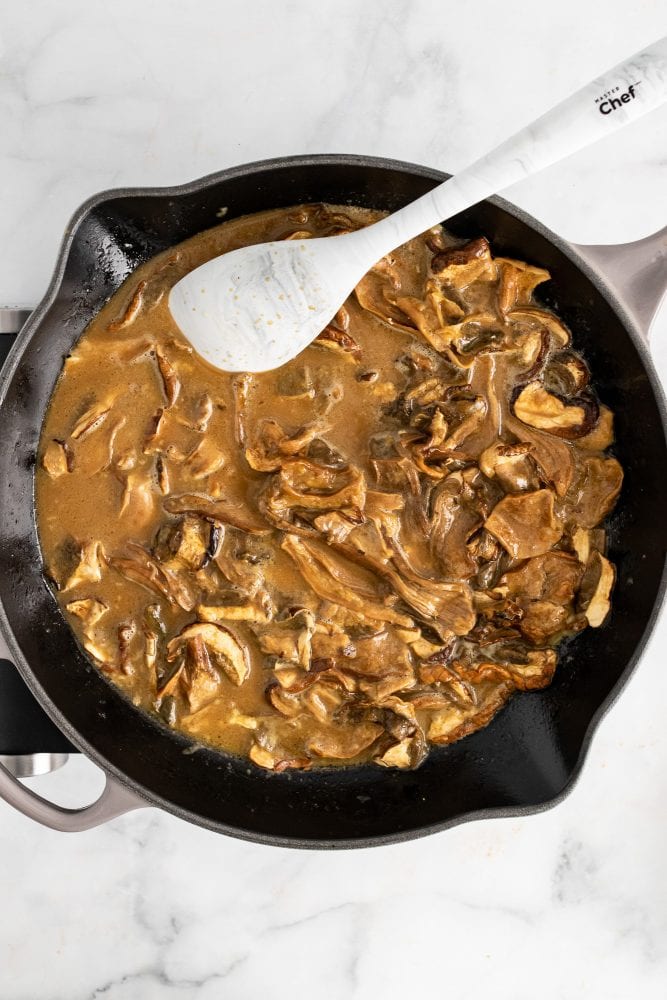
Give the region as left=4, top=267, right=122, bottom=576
left=512, top=382, right=598, bottom=439
left=459, top=648, right=557, bottom=690
left=107, top=280, right=147, bottom=331
left=167, top=622, right=250, bottom=687
left=66, top=597, right=108, bottom=627
left=154, top=347, right=181, bottom=407
left=578, top=551, right=615, bottom=627
left=518, top=600, right=570, bottom=645
left=428, top=682, right=514, bottom=745
left=199, top=595, right=274, bottom=625
left=281, top=534, right=414, bottom=628
left=577, top=406, right=614, bottom=452
left=245, top=419, right=325, bottom=473
left=315, top=325, right=361, bottom=358
left=496, top=258, right=550, bottom=314
left=485, top=489, right=563, bottom=559
left=498, top=550, right=583, bottom=605
left=118, top=622, right=136, bottom=674
left=261, top=458, right=366, bottom=530
left=164, top=494, right=269, bottom=535
left=507, top=307, right=570, bottom=348
left=565, top=456, right=623, bottom=529
left=119, top=468, right=157, bottom=530
left=429, top=473, right=482, bottom=580
left=155, top=514, right=220, bottom=571
left=248, top=743, right=311, bottom=771
left=479, top=442, right=540, bottom=493
left=70, top=401, right=113, bottom=441
left=62, top=541, right=105, bottom=591
left=543, top=351, right=590, bottom=396
left=183, top=438, right=226, bottom=479
left=306, top=722, right=383, bottom=759
left=431, top=237, right=497, bottom=287
left=110, top=543, right=197, bottom=610
left=254, top=607, right=314, bottom=667
left=42, top=440, right=71, bottom=478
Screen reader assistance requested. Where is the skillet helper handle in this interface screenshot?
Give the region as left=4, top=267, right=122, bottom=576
left=572, top=226, right=667, bottom=341
left=362, top=37, right=667, bottom=254
left=0, top=759, right=146, bottom=831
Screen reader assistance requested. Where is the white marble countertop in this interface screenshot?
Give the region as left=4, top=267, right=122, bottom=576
left=1, top=2, right=666, bottom=997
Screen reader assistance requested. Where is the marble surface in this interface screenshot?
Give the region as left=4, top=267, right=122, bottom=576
left=1, top=1, right=666, bottom=997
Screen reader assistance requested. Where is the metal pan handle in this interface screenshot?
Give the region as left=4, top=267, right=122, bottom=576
left=572, top=225, right=667, bottom=340
left=0, top=758, right=146, bottom=831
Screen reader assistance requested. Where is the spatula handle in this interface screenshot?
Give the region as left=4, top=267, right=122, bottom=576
left=363, top=37, right=667, bottom=255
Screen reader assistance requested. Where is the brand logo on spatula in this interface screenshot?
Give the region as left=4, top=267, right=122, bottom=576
left=595, top=82, right=641, bottom=114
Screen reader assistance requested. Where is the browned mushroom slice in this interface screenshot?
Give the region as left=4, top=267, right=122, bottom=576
left=375, top=730, right=427, bottom=769
left=496, top=258, right=550, bottom=314
left=118, top=622, right=137, bottom=674
left=431, top=237, right=497, bottom=288
left=576, top=406, right=614, bottom=452
left=498, top=550, right=584, bottom=605
left=245, top=419, right=325, bottom=472
left=512, top=382, right=598, bottom=439
left=506, top=420, right=575, bottom=497
left=180, top=634, right=221, bottom=713
left=315, top=321, right=361, bottom=358
left=262, top=459, right=366, bottom=529
left=281, top=534, right=414, bottom=628
left=543, top=351, right=590, bottom=396
left=486, top=489, right=563, bottom=559
left=167, top=622, right=250, bottom=687
left=342, top=630, right=416, bottom=700
left=232, top=373, right=253, bottom=447
left=354, top=255, right=415, bottom=332
left=110, top=543, right=197, bottom=611
left=248, top=743, right=311, bottom=771
left=578, top=551, right=615, bottom=627
left=199, top=594, right=274, bottom=625
left=107, top=280, right=147, bottom=331
left=119, top=467, right=157, bottom=530
left=379, top=537, right=476, bottom=635
left=507, top=307, right=570, bottom=348
left=62, top=541, right=105, bottom=591
left=154, top=347, right=181, bottom=407
left=428, top=682, right=514, bottom=745
left=254, top=607, right=314, bottom=667
left=479, top=442, right=540, bottom=493
left=518, top=601, right=570, bottom=645
left=392, top=292, right=456, bottom=353
left=455, top=648, right=557, bottom=692
left=306, top=722, right=383, bottom=759
left=164, top=494, right=269, bottom=535
left=156, top=514, right=221, bottom=571
left=70, top=401, right=113, bottom=441
left=66, top=598, right=108, bottom=627
left=183, top=438, right=226, bottom=479
left=566, top=456, right=623, bottom=529
left=42, top=440, right=71, bottom=477
left=429, top=473, right=482, bottom=580
left=83, top=633, right=118, bottom=671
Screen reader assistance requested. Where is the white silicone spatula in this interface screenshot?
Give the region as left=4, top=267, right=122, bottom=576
left=169, top=37, right=667, bottom=373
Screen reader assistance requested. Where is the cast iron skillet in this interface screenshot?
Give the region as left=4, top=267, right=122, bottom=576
left=0, top=155, right=665, bottom=846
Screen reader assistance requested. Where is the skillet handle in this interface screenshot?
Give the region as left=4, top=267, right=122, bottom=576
left=572, top=225, right=667, bottom=341
left=0, top=758, right=147, bottom=831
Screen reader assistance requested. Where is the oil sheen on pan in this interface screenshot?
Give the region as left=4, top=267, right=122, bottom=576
left=36, top=203, right=623, bottom=772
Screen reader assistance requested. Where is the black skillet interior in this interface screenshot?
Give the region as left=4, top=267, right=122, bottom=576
left=0, top=156, right=665, bottom=847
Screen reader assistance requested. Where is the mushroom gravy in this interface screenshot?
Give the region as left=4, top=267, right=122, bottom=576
left=36, top=204, right=623, bottom=771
